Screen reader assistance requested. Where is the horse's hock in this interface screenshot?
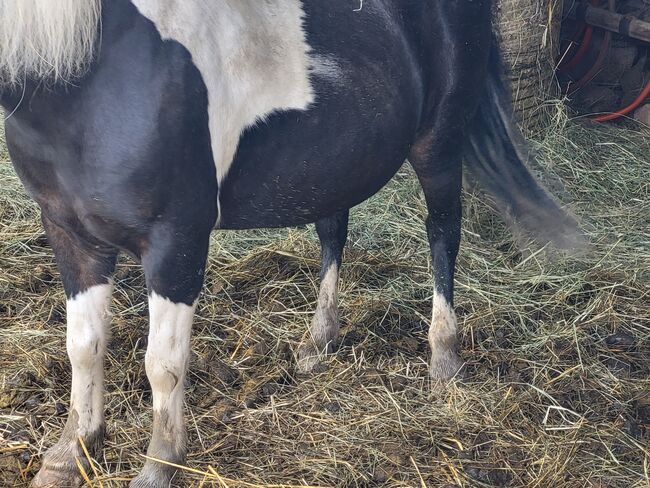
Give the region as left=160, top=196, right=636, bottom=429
left=495, top=0, right=563, bottom=131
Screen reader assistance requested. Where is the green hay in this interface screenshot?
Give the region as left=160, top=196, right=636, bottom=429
left=0, top=111, right=648, bottom=487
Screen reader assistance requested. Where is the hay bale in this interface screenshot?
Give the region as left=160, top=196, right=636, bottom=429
left=495, top=0, right=563, bottom=131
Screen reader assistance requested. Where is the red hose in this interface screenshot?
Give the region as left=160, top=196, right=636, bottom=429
left=567, top=0, right=615, bottom=94
left=558, top=0, right=600, bottom=74
left=558, top=0, right=647, bottom=122
left=559, top=26, right=594, bottom=73
left=593, top=79, right=650, bottom=122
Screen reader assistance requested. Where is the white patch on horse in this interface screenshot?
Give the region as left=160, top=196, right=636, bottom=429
left=0, top=0, right=100, bottom=85
left=312, top=262, right=340, bottom=343
left=428, top=293, right=463, bottom=380
left=66, top=284, right=112, bottom=435
left=297, top=261, right=340, bottom=372
left=145, top=293, right=195, bottom=441
left=131, top=0, right=315, bottom=189
left=430, top=294, right=456, bottom=346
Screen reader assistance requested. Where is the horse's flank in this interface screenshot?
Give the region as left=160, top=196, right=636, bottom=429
left=0, top=0, right=101, bottom=85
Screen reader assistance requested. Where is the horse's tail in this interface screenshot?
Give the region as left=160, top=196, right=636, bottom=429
left=463, top=37, right=584, bottom=251
left=0, top=0, right=101, bottom=85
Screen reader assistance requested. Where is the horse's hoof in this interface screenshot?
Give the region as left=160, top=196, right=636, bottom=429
left=296, top=342, right=329, bottom=374
left=130, top=473, right=170, bottom=488
left=30, top=467, right=83, bottom=488
left=130, top=463, right=176, bottom=488
left=429, top=351, right=464, bottom=383
left=129, top=476, right=167, bottom=488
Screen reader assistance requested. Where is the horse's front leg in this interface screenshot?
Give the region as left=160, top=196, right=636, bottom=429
left=31, top=217, right=117, bottom=488
left=130, top=224, right=211, bottom=488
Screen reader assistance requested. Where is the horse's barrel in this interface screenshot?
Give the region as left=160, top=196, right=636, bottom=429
left=495, top=0, right=563, bottom=131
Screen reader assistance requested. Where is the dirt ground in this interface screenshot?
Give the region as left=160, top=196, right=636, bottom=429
left=0, top=115, right=648, bottom=487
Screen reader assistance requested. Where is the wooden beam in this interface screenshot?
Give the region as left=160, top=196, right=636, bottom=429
left=565, top=3, right=650, bottom=44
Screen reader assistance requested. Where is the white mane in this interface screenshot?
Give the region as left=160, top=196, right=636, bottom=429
left=0, top=0, right=101, bottom=84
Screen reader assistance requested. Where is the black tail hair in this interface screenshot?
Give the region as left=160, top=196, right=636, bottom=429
left=464, top=38, right=585, bottom=251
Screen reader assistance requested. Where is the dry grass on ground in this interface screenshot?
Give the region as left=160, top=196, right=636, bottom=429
left=0, top=114, right=648, bottom=487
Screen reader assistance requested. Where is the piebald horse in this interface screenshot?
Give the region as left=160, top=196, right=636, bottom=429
left=0, top=1, right=580, bottom=486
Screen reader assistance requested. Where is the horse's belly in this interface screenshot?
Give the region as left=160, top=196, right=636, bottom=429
left=216, top=96, right=419, bottom=229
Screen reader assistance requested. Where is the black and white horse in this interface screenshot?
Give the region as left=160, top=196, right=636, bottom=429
left=0, top=1, right=580, bottom=486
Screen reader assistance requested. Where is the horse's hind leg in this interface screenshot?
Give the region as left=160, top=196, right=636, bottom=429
left=296, top=210, right=349, bottom=373
left=31, top=217, right=117, bottom=488
left=409, top=135, right=464, bottom=381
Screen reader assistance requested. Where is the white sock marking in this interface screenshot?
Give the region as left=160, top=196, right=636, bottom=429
left=66, top=284, right=112, bottom=436
left=145, top=293, right=196, bottom=442
left=429, top=293, right=458, bottom=354
left=310, top=262, right=340, bottom=348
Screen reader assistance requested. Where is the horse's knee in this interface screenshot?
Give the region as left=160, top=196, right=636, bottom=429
left=66, top=331, right=104, bottom=369
left=144, top=348, right=182, bottom=399
left=66, top=285, right=111, bottom=367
